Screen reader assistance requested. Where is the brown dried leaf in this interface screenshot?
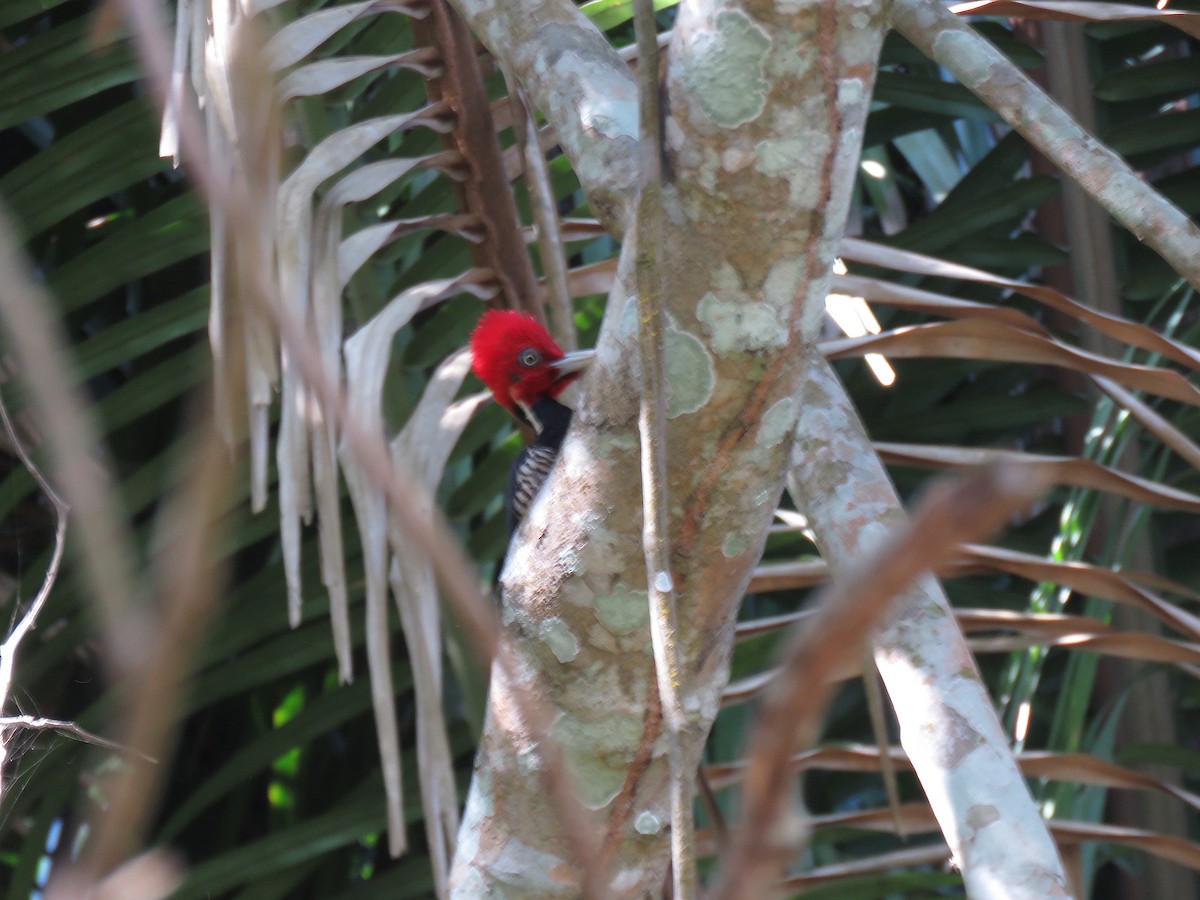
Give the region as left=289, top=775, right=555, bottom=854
left=708, top=743, right=1200, bottom=815
left=1052, top=820, right=1200, bottom=870
left=811, top=801, right=939, bottom=834
left=266, top=1, right=429, bottom=71
left=840, top=237, right=1200, bottom=371
left=734, top=608, right=811, bottom=642
left=557, top=218, right=609, bottom=243
left=822, top=319, right=1200, bottom=407
left=745, top=543, right=1200, bottom=611
left=565, top=257, right=618, bottom=298
left=779, top=844, right=952, bottom=890
left=953, top=545, right=1200, bottom=641
left=745, top=559, right=827, bottom=594
left=965, top=629, right=1200, bottom=670
left=876, top=442, right=1200, bottom=514
left=951, top=1, right=1200, bottom=41
left=1095, top=375, right=1200, bottom=473
left=277, top=50, right=443, bottom=101
left=723, top=624, right=1200, bottom=710
left=739, top=548, right=1200, bottom=649
left=833, top=272, right=1050, bottom=335
left=1021, top=752, right=1200, bottom=814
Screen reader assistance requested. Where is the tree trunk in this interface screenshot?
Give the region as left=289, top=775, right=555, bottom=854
left=450, top=2, right=888, bottom=893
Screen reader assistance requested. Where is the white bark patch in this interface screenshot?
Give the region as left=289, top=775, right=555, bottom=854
left=722, top=531, right=749, bottom=558
left=847, top=1, right=877, bottom=28
left=966, top=803, right=1001, bottom=834
left=611, top=864, right=664, bottom=893
left=762, top=255, right=807, bottom=308
left=757, top=396, right=797, bottom=448
left=838, top=76, right=867, bottom=107
left=561, top=661, right=628, bottom=715
left=452, top=867, right=486, bottom=896
left=537, top=27, right=639, bottom=146
left=721, top=141, right=756, bottom=173
left=696, top=678, right=724, bottom=723
left=491, top=838, right=574, bottom=890
left=540, top=617, right=580, bottom=663
left=595, top=588, right=650, bottom=635
left=583, top=431, right=636, bottom=464
left=682, top=10, right=772, bottom=128
left=664, top=328, right=717, bottom=417
left=635, top=810, right=664, bottom=835
left=516, top=744, right=545, bottom=775
left=665, top=115, right=686, bottom=154
left=586, top=621, right=619, bottom=653
left=453, top=763, right=491, bottom=872
left=573, top=519, right=627, bottom=581
left=756, top=132, right=830, bottom=208
left=855, top=518, right=891, bottom=555
left=697, top=291, right=788, bottom=355
left=741, top=487, right=777, bottom=525
left=932, top=25, right=977, bottom=71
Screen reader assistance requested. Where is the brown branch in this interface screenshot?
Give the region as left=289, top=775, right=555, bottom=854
left=411, top=1, right=542, bottom=318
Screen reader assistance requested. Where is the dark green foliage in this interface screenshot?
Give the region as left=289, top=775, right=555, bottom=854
left=1, top=2, right=1197, bottom=897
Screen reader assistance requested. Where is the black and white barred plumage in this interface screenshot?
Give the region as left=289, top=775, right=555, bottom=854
left=508, top=445, right=558, bottom=528
left=505, top=396, right=574, bottom=534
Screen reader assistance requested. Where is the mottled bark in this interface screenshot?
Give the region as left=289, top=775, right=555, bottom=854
left=788, top=353, right=1070, bottom=898
left=450, top=2, right=887, bottom=894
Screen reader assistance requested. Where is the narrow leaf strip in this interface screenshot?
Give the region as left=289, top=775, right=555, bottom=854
left=389, top=382, right=485, bottom=893
left=822, top=319, right=1200, bottom=408
left=277, top=50, right=443, bottom=102
left=266, top=1, right=429, bottom=71
left=952, top=1, right=1200, bottom=41
left=840, top=237, right=1200, bottom=371
left=1095, top=375, right=1200, bottom=473
left=833, top=272, right=1051, bottom=335
left=876, top=442, right=1200, bottom=514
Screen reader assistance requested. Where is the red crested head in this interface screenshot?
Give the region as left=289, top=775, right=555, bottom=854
left=470, top=310, right=593, bottom=415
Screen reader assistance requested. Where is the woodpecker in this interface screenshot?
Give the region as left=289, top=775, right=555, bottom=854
left=469, top=310, right=594, bottom=533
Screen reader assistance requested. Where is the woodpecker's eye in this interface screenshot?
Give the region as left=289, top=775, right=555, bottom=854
left=519, top=348, right=541, bottom=368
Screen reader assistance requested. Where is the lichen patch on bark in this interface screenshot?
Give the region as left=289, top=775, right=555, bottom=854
left=664, top=328, right=716, bottom=416
left=489, top=838, right=576, bottom=890
left=555, top=711, right=646, bottom=809
left=634, top=810, right=664, bottom=834
left=680, top=10, right=772, bottom=128
left=540, top=617, right=580, bottom=663
left=757, top=396, right=797, bottom=448
left=721, top=530, right=750, bottom=558
left=595, top=587, right=651, bottom=635
left=696, top=269, right=790, bottom=352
